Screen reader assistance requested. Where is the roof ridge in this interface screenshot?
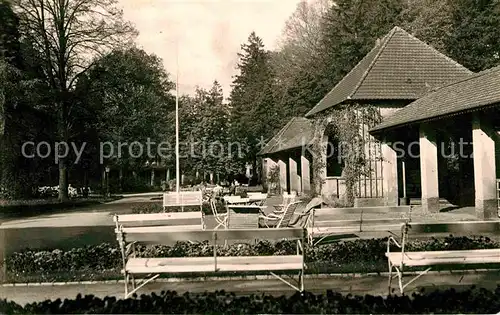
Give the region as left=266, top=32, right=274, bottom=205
left=349, top=27, right=398, bottom=99
left=402, top=28, right=472, bottom=74
left=305, top=30, right=391, bottom=116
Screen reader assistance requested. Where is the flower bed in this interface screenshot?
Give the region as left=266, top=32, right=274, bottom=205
left=4, top=236, right=500, bottom=283
left=1, top=287, right=500, bottom=314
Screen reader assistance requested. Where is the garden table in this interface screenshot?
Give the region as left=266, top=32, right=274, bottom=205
left=226, top=205, right=266, bottom=229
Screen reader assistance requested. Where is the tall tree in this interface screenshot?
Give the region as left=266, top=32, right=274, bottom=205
left=444, top=0, right=500, bottom=71
left=80, top=47, right=174, bottom=191
left=318, top=0, right=405, bottom=87
left=271, top=0, right=332, bottom=118
left=229, top=32, right=280, bottom=179
left=191, top=80, right=235, bottom=179
left=15, top=0, right=136, bottom=201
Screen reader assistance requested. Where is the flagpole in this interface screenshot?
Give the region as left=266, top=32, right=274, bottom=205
left=175, top=42, right=180, bottom=193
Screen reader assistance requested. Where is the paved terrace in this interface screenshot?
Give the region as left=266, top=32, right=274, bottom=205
left=0, top=195, right=494, bottom=229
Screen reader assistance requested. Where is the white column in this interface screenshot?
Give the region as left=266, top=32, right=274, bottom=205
left=419, top=124, right=440, bottom=213
left=278, top=159, right=288, bottom=194
left=289, top=157, right=299, bottom=194
left=472, top=114, right=497, bottom=219
left=301, top=154, right=311, bottom=193
left=381, top=140, right=398, bottom=206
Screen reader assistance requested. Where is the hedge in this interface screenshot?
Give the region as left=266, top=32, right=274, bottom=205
left=4, top=236, right=500, bottom=283
left=1, top=287, right=500, bottom=314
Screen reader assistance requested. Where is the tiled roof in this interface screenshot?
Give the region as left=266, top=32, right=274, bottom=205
left=305, top=26, right=472, bottom=117
left=370, top=65, right=500, bottom=133
left=258, top=117, right=315, bottom=155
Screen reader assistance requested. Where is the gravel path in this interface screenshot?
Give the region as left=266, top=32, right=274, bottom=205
left=2, top=272, right=499, bottom=306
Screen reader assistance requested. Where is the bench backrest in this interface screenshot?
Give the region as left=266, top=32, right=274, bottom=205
left=223, top=196, right=250, bottom=204
left=163, top=191, right=203, bottom=207
left=313, top=206, right=411, bottom=219
left=313, top=218, right=408, bottom=228
left=117, top=227, right=304, bottom=245
left=114, top=212, right=204, bottom=228
left=404, top=221, right=500, bottom=236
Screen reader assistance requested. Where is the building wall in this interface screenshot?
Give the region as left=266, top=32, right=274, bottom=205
left=321, top=105, right=404, bottom=200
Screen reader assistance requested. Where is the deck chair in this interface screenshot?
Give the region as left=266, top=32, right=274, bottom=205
left=273, top=192, right=297, bottom=213
left=210, top=198, right=228, bottom=229
left=259, top=201, right=302, bottom=228
left=248, top=193, right=268, bottom=206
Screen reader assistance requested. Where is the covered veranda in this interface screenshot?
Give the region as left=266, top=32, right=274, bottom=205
left=370, top=66, right=500, bottom=220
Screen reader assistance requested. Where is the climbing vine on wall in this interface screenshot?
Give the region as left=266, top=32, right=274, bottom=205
left=308, top=103, right=382, bottom=206
left=266, top=164, right=280, bottom=194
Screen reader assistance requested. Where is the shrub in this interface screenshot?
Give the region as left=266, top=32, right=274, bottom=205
left=1, top=287, right=500, bottom=314
left=5, top=236, right=499, bottom=283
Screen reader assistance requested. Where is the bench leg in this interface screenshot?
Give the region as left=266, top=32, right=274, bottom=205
left=125, top=274, right=160, bottom=299
left=388, top=260, right=393, bottom=294
left=124, top=272, right=129, bottom=299
left=400, top=267, right=432, bottom=295
left=269, top=272, right=304, bottom=292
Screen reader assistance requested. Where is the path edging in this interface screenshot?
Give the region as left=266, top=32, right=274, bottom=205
left=2, top=268, right=499, bottom=287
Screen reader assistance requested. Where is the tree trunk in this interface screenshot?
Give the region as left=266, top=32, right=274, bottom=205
left=57, top=100, right=69, bottom=202
left=119, top=168, right=123, bottom=192
left=58, top=162, right=68, bottom=202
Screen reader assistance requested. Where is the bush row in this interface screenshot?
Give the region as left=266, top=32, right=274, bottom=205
left=5, top=236, right=499, bottom=282
left=1, top=287, right=500, bottom=314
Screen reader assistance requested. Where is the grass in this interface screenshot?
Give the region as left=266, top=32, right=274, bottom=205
left=0, top=196, right=122, bottom=220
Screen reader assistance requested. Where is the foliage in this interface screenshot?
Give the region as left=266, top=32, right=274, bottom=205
left=444, top=0, right=500, bottom=71
left=5, top=236, right=499, bottom=282
left=80, top=46, right=175, bottom=189
left=179, top=81, right=239, bottom=179
left=401, top=0, right=500, bottom=72
left=229, top=32, right=283, bottom=177
left=3, top=287, right=500, bottom=314
left=14, top=0, right=137, bottom=201
left=266, top=164, right=280, bottom=194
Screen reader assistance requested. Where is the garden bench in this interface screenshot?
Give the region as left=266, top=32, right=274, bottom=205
left=115, top=226, right=306, bottom=298
left=386, top=220, right=500, bottom=294
left=163, top=191, right=203, bottom=212
left=114, top=212, right=205, bottom=230
left=306, top=206, right=412, bottom=245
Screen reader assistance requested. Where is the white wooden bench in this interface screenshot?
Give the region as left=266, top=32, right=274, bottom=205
left=115, top=227, right=306, bottom=298
left=386, top=221, right=500, bottom=294
left=163, top=191, right=203, bottom=212
left=306, top=206, right=412, bottom=245
left=114, top=212, right=205, bottom=231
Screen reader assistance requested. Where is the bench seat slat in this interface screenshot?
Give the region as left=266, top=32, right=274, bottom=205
left=313, top=218, right=407, bottom=228
left=125, top=255, right=303, bottom=274
left=386, top=249, right=500, bottom=266
left=309, top=224, right=404, bottom=234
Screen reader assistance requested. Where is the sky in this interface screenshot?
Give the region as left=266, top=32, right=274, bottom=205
left=119, top=0, right=302, bottom=99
